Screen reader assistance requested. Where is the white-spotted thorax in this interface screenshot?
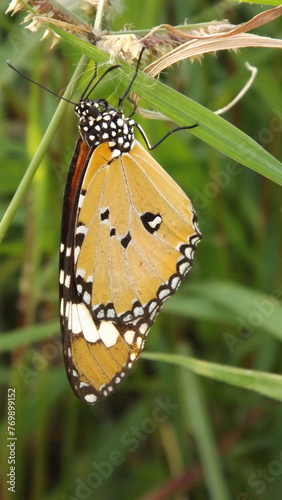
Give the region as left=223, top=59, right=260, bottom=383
left=75, top=98, right=136, bottom=158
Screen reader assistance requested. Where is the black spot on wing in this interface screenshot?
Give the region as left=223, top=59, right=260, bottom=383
left=140, top=212, right=162, bottom=234
left=100, top=208, right=110, bottom=221
left=120, top=232, right=132, bottom=249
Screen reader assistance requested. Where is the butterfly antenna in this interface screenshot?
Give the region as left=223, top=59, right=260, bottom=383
left=7, top=61, right=77, bottom=105
left=83, top=64, right=121, bottom=100
left=118, top=46, right=146, bottom=109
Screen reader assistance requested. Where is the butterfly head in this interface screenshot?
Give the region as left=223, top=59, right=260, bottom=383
left=75, top=98, right=136, bottom=155
left=75, top=98, right=108, bottom=118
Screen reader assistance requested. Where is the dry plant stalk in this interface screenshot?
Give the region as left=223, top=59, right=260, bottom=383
left=142, top=5, right=282, bottom=77
left=5, top=1, right=282, bottom=65
left=5, top=0, right=282, bottom=114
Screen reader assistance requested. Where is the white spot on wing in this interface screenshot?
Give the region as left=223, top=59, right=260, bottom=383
left=76, top=268, right=85, bottom=279
left=59, top=269, right=64, bottom=285
left=76, top=225, right=88, bottom=236
left=184, top=246, right=193, bottom=259
left=97, top=310, right=105, bottom=319
left=171, top=276, right=181, bottom=290
left=78, top=193, right=85, bottom=209
left=158, top=288, right=170, bottom=301
left=148, top=301, right=158, bottom=313
left=75, top=303, right=99, bottom=343
left=74, top=246, right=80, bottom=264
left=83, top=291, right=91, bottom=305
left=149, top=215, right=162, bottom=229
left=122, top=313, right=133, bottom=322
left=179, top=261, right=190, bottom=275
left=64, top=274, right=71, bottom=288
left=133, top=305, right=144, bottom=317
left=106, top=308, right=115, bottom=319
left=136, top=336, right=143, bottom=348
left=124, top=330, right=135, bottom=345
left=99, top=321, right=119, bottom=348
left=69, top=303, right=82, bottom=334
left=85, top=394, right=97, bottom=403
left=139, top=323, right=148, bottom=335
left=65, top=301, right=71, bottom=318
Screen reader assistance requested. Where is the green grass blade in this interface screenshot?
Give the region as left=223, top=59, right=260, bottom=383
left=177, top=345, right=231, bottom=500
left=233, top=0, right=282, bottom=5
left=191, top=282, right=282, bottom=341
left=51, top=28, right=282, bottom=185
left=0, top=56, right=88, bottom=242
left=164, top=282, right=282, bottom=341
left=142, top=351, right=282, bottom=401
left=0, top=322, right=59, bottom=353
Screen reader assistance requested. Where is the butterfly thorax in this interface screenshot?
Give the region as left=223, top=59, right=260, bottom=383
left=75, top=98, right=135, bottom=157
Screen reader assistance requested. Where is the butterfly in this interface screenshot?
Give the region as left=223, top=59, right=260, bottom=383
left=59, top=50, right=201, bottom=404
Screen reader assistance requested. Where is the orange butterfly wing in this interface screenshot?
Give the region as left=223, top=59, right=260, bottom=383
left=60, top=136, right=201, bottom=403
